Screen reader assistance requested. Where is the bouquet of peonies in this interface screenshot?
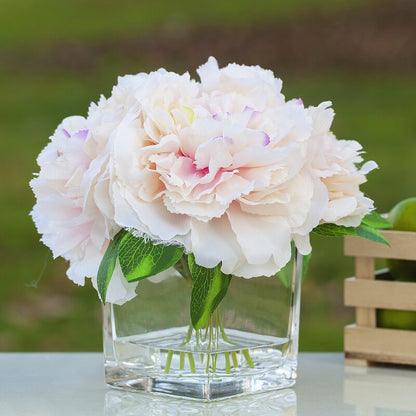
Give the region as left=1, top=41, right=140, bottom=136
left=30, top=57, right=389, bottom=326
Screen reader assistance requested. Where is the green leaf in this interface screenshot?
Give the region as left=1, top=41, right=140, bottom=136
left=277, top=245, right=312, bottom=288
left=277, top=260, right=292, bottom=289
left=361, top=211, right=392, bottom=229
left=302, top=251, right=312, bottom=280
left=118, top=233, right=184, bottom=282
left=354, top=223, right=389, bottom=245
left=313, top=223, right=355, bottom=237
left=313, top=221, right=389, bottom=246
left=97, top=229, right=127, bottom=303
left=189, top=254, right=232, bottom=330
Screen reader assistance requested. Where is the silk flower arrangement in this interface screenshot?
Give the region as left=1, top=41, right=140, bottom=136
left=30, top=57, right=390, bottom=399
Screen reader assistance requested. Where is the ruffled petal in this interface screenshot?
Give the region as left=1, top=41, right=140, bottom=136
left=190, top=216, right=242, bottom=273
left=227, top=203, right=292, bottom=270
left=91, top=262, right=138, bottom=305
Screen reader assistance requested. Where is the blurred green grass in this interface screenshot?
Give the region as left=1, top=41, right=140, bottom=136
left=0, top=0, right=372, bottom=47
left=1, top=0, right=414, bottom=352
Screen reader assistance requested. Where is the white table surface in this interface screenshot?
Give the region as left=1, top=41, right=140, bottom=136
left=0, top=353, right=415, bottom=415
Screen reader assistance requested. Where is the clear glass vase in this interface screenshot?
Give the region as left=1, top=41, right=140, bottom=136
left=103, top=249, right=303, bottom=401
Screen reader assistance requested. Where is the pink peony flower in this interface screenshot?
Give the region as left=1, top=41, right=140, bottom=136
left=30, top=116, right=136, bottom=304
left=308, top=102, right=377, bottom=227
left=31, top=57, right=377, bottom=304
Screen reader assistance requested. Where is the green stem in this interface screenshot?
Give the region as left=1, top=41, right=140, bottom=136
left=205, top=353, right=210, bottom=373
left=179, top=352, right=185, bottom=370
left=178, top=324, right=193, bottom=346
left=188, top=353, right=196, bottom=373
left=242, top=349, right=254, bottom=368
left=208, top=316, right=213, bottom=350
left=231, top=351, right=239, bottom=368
left=215, top=309, right=220, bottom=347
left=217, top=308, right=237, bottom=346
left=212, top=353, right=218, bottom=372
left=180, top=255, right=193, bottom=287
left=224, top=352, right=231, bottom=374
left=164, top=350, right=173, bottom=373
left=201, top=323, right=209, bottom=343
left=163, top=307, right=255, bottom=374
left=196, top=328, right=200, bottom=347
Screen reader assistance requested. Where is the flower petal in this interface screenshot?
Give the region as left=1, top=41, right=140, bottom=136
left=190, top=216, right=242, bottom=274
left=91, top=262, right=138, bottom=305
left=227, top=203, right=292, bottom=269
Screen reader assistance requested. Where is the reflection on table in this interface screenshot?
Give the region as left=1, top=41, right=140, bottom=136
left=105, top=388, right=297, bottom=416
left=1, top=353, right=416, bottom=415
left=344, top=363, right=416, bottom=416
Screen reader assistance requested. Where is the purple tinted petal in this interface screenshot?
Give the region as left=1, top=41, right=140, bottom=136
left=62, top=128, right=71, bottom=138
left=297, top=98, right=304, bottom=106
left=262, top=132, right=270, bottom=146
left=243, top=105, right=254, bottom=112
left=74, top=129, right=89, bottom=140
left=212, top=114, right=219, bottom=120
left=211, top=135, right=233, bottom=144
left=224, top=136, right=234, bottom=144
left=250, top=110, right=261, bottom=122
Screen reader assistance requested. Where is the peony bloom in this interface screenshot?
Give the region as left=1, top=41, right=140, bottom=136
left=30, top=116, right=137, bottom=304
left=31, top=57, right=377, bottom=304
left=308, top=102, right=377, bottom=228
left=110, top=58, right=360, bottom=279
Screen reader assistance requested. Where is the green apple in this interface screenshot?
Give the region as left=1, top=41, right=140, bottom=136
left=388, top=197, right=416, bottom=232
left=377, top=309, right=416, bottom=331
left=386, top=197, right=416, bottom=282
left=378, top=198, right=416, bottom=330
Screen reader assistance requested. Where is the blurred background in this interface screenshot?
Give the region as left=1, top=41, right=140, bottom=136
left=0, top=0, right=415, bottom=352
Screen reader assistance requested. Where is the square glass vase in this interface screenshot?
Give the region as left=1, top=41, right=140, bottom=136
left=103, top=251, right=302, bottom=401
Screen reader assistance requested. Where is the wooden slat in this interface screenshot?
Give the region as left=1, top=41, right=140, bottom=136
left=345, top=278, right=416, bottom=311
left=355, top=257, right=374, bottom=280
left=344, top=325, right=416, bottom=366
left=344, top=230, right=416, bottom=260
left=354, top=257, right=376, bottom=327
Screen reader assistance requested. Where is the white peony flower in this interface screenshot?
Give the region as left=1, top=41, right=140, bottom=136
left=30, top=116, right=137, bottom=304
left=197, top=56, right=285, bottom=110
left=308, top=102, right=377, bottom=227
left=31, top=57, right=377, bottom=305
left=110, top=58, right=338, bottom=278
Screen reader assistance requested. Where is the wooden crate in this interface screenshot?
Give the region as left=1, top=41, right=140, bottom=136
left=344, top=229, right=416, bottom=366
